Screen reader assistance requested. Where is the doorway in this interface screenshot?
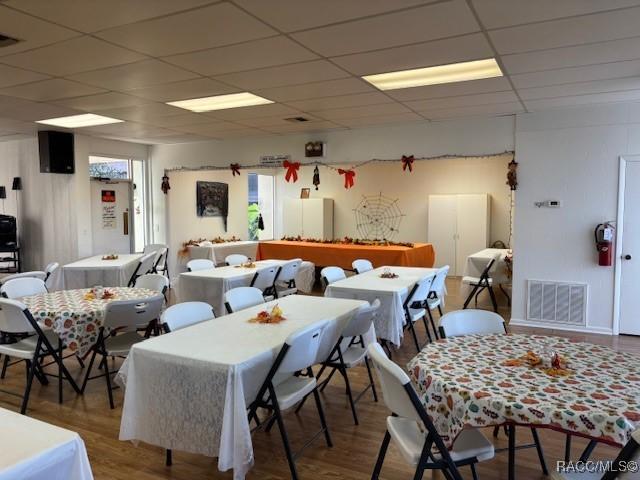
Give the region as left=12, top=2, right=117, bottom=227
left=248, top=173, right=274, bottom=240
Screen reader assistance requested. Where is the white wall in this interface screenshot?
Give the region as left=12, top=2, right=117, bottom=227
left=0, top=143, right=20, bottom=218
left=512, top=102, right=640, bottom=334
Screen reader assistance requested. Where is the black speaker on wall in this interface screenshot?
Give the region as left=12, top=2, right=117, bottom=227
left=38, top=130, right=75, bottom=174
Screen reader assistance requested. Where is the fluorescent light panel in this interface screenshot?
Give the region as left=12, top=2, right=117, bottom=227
left=36, top=113, right=123, bottom=128
left=363, top=58, right=503, bottom=90
left=167, top=92, right=273, bottom=112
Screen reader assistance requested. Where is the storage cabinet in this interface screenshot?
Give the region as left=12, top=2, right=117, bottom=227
left=427, top=194, right=490, bottom=275
left=283, top=198, right=333, bottom=239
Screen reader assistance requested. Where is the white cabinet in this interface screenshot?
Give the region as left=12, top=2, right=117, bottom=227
left=427, top=194, right=490, bottom=275
left=283, top=198, right=333, bottom=239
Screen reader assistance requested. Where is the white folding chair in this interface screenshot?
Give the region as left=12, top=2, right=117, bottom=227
left=367, top=342, right=494, bottom=480
left=462, top=257, right=498, bottom=312
left=134, top=273, right=169, bottom=296
left=274, top=258, right=301, bottom=298
left=0, top=270, right=46, bottom=286
left=43, top=262, right=59, bottom=285
left=426, top=265, right=449, bottom=339
left=162, top=302, right=214, bottom=333
left=352, top=259, right=373, bottom=274
left=1, top=277, right=47, bottom=298
left=225, top=286, right=265, bottom=314
left=80, top=294, right=164, bottom=409
left=0, top=298, right=80, bottom=413
left=320, top=266, right=346, bottom=287
left=247, top=320, right=333, bottom=480
left=144, top=244, right=170, bottom=279
left=128, top=252, right=156, bottom=287
left=250, top=265, right=278, bottom=300
left=186, top=258, right=215, bottom=272
left=225, top=254, right=249, bottom=266
left=403, top=275, right=435, bottom=351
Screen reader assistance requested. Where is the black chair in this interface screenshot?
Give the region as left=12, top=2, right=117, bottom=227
left=462, top=257, right=498, bottom=312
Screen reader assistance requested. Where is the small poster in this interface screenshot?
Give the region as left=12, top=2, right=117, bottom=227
left=101, top=190, right=116, bottom=202
left=102, top=204, right=116, bottom=229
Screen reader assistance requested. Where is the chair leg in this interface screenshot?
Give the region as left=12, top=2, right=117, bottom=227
left=311, top=385, right=333, bottom=447
left=564, top=434, right=572, bottom=462
left=20, top=359, right=36, bottom=415
left=1, top=355, right=9, bottom=378
left=407, top=320, right=421, bottom=351
left=371, top=431, right=391, bottom=480
left=421, top=315, right=433, bottom=344
left=165, top=449, right=172, bottom=466
left=58, top=339, right=63, bottom=404
left=81, top=347, right=98, bottom=393
left=381, top=340, right=393, bottom=359
left=76, top=355, right=85, bottom=369
left=319, top=366, right=337, bottom=393
left=580, top=439, right=598, bottom=462
left=493, top=425, right=500, bottom=437
left=102, top=356, right=115, bottom=409
left=364, top=357, right=378, bottom=402
left=508, top=424, right=516, bottom=480
left=270, top=387, right=299, bottom=480
left=531, top=428, right=548, bottom=475
left=338, top=367, right=358, bottom=425
left=488, top=285, right=499, bottom=312
left=463, top=284, right=481, bottom=309
left=470, top=463, right=479, bottom=480
left=427, top=308, right=438, bottom=340
left=437, top=304, right=444, bottom=316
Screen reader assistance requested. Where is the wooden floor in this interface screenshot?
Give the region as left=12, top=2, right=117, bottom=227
left=1, top=278, right=638, bottom=480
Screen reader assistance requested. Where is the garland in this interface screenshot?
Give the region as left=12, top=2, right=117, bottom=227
left=281, top=236, right=414, bottom=248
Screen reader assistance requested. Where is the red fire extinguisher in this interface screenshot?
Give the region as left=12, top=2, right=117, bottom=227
left=594, top=222, right=615, bottom=266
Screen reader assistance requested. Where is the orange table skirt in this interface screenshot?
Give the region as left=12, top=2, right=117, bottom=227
left=257, top=241, right=435, bottom=269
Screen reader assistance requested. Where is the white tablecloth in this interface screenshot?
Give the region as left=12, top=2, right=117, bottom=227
left=325, top=266, right=436, bottom=347
left=56, top=254, right=143, bottom=290
left=117, top=295, right=366, bottom=480
left=188, top=241, right=259, bottom=265
left=178, top=260, right=315, bottom=316
left=0, top=407, right=93, bottom=480
left=463, top=248, right=510, bottom=284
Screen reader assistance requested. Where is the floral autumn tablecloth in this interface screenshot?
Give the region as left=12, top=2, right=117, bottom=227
left=22, top=287, right=158, bottom=356
left=407, top=334, right=640, bottom=448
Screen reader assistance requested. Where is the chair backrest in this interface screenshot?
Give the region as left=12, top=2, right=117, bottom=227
left=352, top=259, right=373, bottom=274
left=134, top=273, right=169, bottom=294
left=320, top=266, right=346, bottom=286
left=225, top=254, right=249, bottom=266
left=143, top=243, right=166, bottom=255
left=153, top=247, right=168, bottom=270
left=277, top=258, right=301, bottom=283
left=439, top=309, right=506, bottom=337
left=342, top=299, right=381, bottom=338
left=44, top=262, right=59, bottom=282
left=0, top=270, right=46, bottom=286
left=161, top=301, right=214, bottom=332
left=250, top=266, right=279, bottom=292
left=278, top=319, right=329, bottom=374
left=480, top=257, right=497, bottom=277
left=225, top=286, right=265, bottom=313
left=139, top=252, right=157, bottom=275
left=0, top=298, right=35, bottom=334
left=405, top=275, right=434, bottom=309
left=429, top=265, right=449, bottom=297
left=187, top=258, right=215, bottom=272
left=102, top=294, right=164, bottom=331
left=1, top=277, right=48, bottom=299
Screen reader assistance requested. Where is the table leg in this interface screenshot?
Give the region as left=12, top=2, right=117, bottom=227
left=508, top=424, right=516, bottom=480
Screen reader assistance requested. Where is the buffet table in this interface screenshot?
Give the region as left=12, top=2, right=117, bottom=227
left=257, top=241, right=435, bottom=269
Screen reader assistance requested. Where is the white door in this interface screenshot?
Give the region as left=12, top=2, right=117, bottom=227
left=619, top=161, right=640, bottom=335
left=456, top=194, right=490, bottom=275
left=427, top=195, right=457, bottom=271
left=91, top=180, right=132, bottom=254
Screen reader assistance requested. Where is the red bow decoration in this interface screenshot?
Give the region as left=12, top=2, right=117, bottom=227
left=338, top=169, right=356, bottom=189
left=402, top=155, right=414, bottom=172
left=283, top=160, right=300, bottom=182
left=230, top=163, right=241, bottom=176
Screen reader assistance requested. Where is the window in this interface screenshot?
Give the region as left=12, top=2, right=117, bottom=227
left=248, top=173, right=274, bottom=240
left=89, top=156, right=130, bottom=179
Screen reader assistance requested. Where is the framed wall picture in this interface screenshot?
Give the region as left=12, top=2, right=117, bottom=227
left=300, top=188, right=310, bottom=199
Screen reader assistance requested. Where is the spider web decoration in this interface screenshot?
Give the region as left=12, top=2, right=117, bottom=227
left=354, top=193, right=405, bottom=240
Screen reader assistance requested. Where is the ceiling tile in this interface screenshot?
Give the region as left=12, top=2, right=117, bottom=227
left=140, top=113, right=217, bottom=128
left=99, top=103, right=187, bottom=122
left=255, top=78, right=373, bottom=102
left=0, top=95, right=81, bottom=121
left=173, top=122, right=250, bottom=135
left=146, top=133, right=215, bottom=144
left=236, top=113, right=322, bottom=127
left=387, top=77, right=513, bottom=101
left=215, top=60, right=349, bottom=90
left=0, top=5, right=79, bottom=56
left=261, top=121, right=345, bottom=134
left=213, top=128, right=271, bottom=139
left=292, top=1, right=479, bottom=57
left=518, top=77, right=640, bottom=100
left=0, top=117, right=37, bottom=134
left=85, top=121, right=179, bottom=137
left=205, top=103, right=300, bottom=120
left=312, top=103, right=411, bottom=120
left=473, top=0, right=640, bottom=29
left=523, top=89, right=640, bottom=110
left=501, top=36, right=640, bottom=74
left=511, top=59, right=640, bottom=89
left=423, top=102, right=524, bottom=119
left=0, top=64, right=49, bottom=88
left=489, top=7, right=640, bottom=55
left=54, top=92, right=150, bottom=111
left=3, top=0, right=214, bottom=33
left=287, top=92, right=394, bottom=111
left=0, top=36, right=147, bottom=76
left=163, top=36, right=318, bottom=76
left=338, top=112, right=425, bottom=127
left=126, top=78, right=238, bottom=102
left=405, top=91, right=519, bottom=111
left=67, top=59, right=199, bottom=91
left=333, top=33, right=493, bottom=76
left=235, top=0, right=434, bottom=32
left=0, top=78, right=106, bottom=101
left=96, top=3, right=276, bottom=56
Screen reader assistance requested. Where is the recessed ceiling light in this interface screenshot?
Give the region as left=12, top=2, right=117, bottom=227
left=362, top=58, right=503, bottom=91
left=36, top=113, right=123, bottom=128
left=167, top=92, right=273, bottom=112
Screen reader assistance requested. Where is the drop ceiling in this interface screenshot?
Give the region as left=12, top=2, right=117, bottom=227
left=0, top=0, right=639, bottom=144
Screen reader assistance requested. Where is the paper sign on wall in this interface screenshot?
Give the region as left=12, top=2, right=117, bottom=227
left=102, top=205, right=116, bottom=229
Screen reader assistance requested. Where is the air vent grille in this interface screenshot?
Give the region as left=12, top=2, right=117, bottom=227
left=526, top=280, right=587, bottom=326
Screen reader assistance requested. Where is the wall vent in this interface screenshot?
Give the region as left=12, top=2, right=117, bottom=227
left=526, top=280, right=587, bottom=326
left=0, top=34, right=20, bottom=48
